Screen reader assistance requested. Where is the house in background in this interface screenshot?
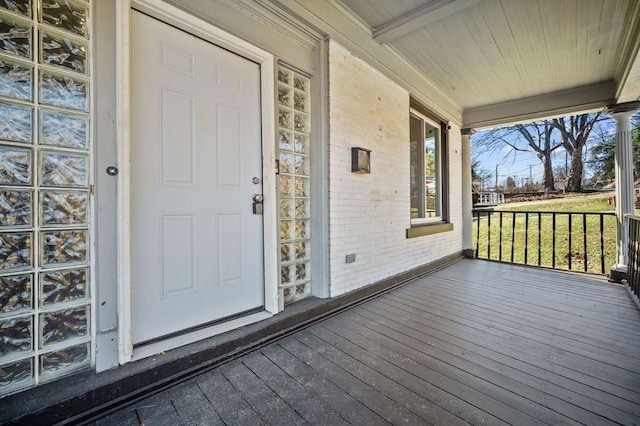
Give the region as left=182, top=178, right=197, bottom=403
left=1, top=0, right=639, bottom=409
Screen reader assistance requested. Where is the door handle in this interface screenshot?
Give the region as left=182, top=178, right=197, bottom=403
left=252, top=194, right=263, bottom=214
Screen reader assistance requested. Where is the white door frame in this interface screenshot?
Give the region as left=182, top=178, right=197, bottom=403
left=115, top=0, right=278, bottom=364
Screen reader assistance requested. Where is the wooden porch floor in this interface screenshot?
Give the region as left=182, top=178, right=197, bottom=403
left=93, top=259, right=640, bottom=425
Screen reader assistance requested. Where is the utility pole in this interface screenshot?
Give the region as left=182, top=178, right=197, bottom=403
left=495, top=164, right=498, bottom=189
left=529, top=164, right=533, bottom=183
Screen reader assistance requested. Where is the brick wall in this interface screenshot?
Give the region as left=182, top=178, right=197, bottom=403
left=328, top=40, right=463, bottom=297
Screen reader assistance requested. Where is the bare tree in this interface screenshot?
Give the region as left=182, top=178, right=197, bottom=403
left=474, top=121, right=562, bottom=191
left=551, top=113, right=602, bottom=192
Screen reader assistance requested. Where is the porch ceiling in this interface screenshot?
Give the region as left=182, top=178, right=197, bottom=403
left=333, top=0, right=640, bottom=127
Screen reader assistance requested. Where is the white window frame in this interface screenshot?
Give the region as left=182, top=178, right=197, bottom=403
left=410, top=108, right=444, bottom=225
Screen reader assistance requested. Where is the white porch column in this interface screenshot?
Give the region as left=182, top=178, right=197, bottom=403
left=461, top=128, right=475, bottom=257
left=607, top=101, right=640, bottom=282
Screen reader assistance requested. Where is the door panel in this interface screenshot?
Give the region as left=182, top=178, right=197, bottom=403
left=130, top=11, right=264, bottom=345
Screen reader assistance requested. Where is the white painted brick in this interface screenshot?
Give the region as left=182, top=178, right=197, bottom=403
left=328, top=40, right=463, bottom=297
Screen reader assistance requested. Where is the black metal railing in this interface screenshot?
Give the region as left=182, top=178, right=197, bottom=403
left=626, top=215, right=640, bottom=302
left=473, top=209, right=616, bottom=274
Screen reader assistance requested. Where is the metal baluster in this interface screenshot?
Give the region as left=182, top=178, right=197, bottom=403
left=552, top=213, right=556, bottom=269
left=568, top=214, right=573, bottom=270
left=583, top=213, right=588, bottom=272
left=511, top=212, right=516, bottom=263
left=538, top=212, right=542, bottom=266
left=499, top=211, right=503, bottom=262
left=475, top=210, right=480, bottom=258
left=600, top=214, right=605, bottom=274
left=524, top=212, right=529, bottom=264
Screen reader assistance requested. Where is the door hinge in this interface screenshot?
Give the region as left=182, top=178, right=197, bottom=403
left=89, top=184, right=95, bottom=195
left=275, top=159, right=280, bottom=175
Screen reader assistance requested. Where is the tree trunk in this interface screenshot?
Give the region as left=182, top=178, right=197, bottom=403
left=566, top=147, right=584, bottom=192
left=541, top=151, right=555, bottom=191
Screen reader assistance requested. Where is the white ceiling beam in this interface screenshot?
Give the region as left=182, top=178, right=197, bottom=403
left=463, top=82, right=616, bottom=129
left=373, top=0, right=482, bottom=44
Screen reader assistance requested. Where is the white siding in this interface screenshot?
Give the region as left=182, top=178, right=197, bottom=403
left=328, top=40, right=463, bottom=297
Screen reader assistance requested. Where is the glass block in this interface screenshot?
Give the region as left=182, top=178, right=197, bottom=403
left=0, top=232, right=31, bottom=270
left=278, top=108, right=291, bottom=130
left=283, top=286, right=293, bottom=304
left=41, top=268, right=86, bottom=306
left=294, top=91, right=307, bottom=112
left=0, top=315, right=31, bottom=355
left=41, top=190, right=87, bottom=225
left=295, top=199, right=309, bottom=218
left=40, top=151, right=88, bottom=187
left=40, top=110, right=88, bottom=149
left=295, top=220, right=309, bottom=239
left=40, top=342, right=89, bottom=378
left=294, top=177, right=309, bottom=197
left=280, top=198, right=292, bottom=219
left=280, top=265, right=291, bottom=285
left=41, top=229, right=87, bottom=265
left=279, top=175, right=292, bottom=196
left=279, top=151, right=293, bottom=175
left=0, top=102, right=32, bottom=143
left=40, top=71, right=88, bottom=111
left=0, top=59, right=32, bottom=100
left=277, top=84, right=291, bottom=107
left=277, top=68, right=291, bottom=85
left=294, top=133, right=308, bottom=154
left=280, top=220, right=292, bottom=240
left=279, top=130, right=292, bottom=152
left=295, top=283, right=309, bottom=298
left=294, top=155, right=310, bottom=176
left=0, top=273, right=31, bottom=315
left=293, top=76, right=308, bottom=92
left=0, top=190, right=31, bottom=226
left=295, top=241, right=308, bottom=260
left=40, top=0, right=88, bottom=38
left=296, top=262, right=310, bottom=281
left=41, top=32, right=87, bottom=73
left=280, top=243, right=292, bottom=262
left=0, top=0, right=31, bottom=17
left=0, top=13, right=31, bottom=58
left=40, top=305, right=88, bottom=346
left=0, top=358, right=33, bottom=393
left=294, top=113, right=307, bottom=133
left=0, top=145, right=31, bottom=185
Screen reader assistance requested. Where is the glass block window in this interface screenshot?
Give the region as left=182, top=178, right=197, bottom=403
left=277, top=66, right=311, bottom=305
left=0, top=0, right=91, bottom=397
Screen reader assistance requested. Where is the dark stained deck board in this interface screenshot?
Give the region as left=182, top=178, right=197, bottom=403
left=96, top=259, right=640, bottom=425
left=240, top=351, right=350, bottom=425
left=279, top=335, right=434, bottom=425
left=218, top=360, right=308, bottom=425
left=326, top=310, right=639, bottom=425
left=399, top=277, right=640, bottom=354
left=390, top=285, right=640, bottom=373
left=352, top=301, right=640, bottom=419
left=259, top=344, right=390, bottom=426
left=163, top=381, right=224, bottom=425
left=376, top=293, right=640, bottom=400
left=132, top=391, right=181, bottom=425
left=195, top=370, right=266, bottom=426
left=94, top=407, right=140, bottom=426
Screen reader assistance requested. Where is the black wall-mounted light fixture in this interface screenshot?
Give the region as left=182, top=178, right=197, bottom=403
left=351, top=147, right=371, bottom=174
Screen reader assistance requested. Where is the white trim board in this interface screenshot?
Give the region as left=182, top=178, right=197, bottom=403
left=115, top=0, right=278, bottom=364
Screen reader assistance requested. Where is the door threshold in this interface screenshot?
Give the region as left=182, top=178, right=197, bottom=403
left=131, top=310, right=273, bottom=362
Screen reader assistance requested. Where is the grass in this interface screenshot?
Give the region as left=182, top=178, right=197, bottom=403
left=473, top=193, right=617, bottom=275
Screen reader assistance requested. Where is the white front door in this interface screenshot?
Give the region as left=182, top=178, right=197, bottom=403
left=130, top=11, right=264, bottom=345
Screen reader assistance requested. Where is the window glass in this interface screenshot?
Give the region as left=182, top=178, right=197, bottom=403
left=410, top=110, right=445, bottom=223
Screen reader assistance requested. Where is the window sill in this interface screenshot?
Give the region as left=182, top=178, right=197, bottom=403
left=406, top=222, right=453, bottom=239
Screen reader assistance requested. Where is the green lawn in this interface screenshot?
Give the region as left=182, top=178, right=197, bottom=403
left=473, top=193, right=617, bottom=275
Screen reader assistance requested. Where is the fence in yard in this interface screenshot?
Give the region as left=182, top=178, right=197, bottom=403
left=473, top=209, right=616, bottom=275
left=626, top=215, right=640, bottom=303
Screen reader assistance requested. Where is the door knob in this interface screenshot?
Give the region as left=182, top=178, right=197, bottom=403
left=252, top=194, right=264, bottom=203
